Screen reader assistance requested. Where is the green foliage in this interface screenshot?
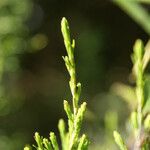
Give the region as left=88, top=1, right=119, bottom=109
left=24, top=6, right=150, bottom=150
left=113, top=131, right=127, bottom=150
left=0, top=0, right=33, bottom=117
left=113, top=0, right=150, bottom=35
left=0, top=0, right=34, bottom=149
left=26, top=18, right=89, bottom=150
left=113, top=39, right=150, bottom=150
left=110, top=2, right=150, bottom=148
left=0, top=0, right=32, bottom=75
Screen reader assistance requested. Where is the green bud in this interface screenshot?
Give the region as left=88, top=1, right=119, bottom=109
left=133, top=39, right=144, bottom=61
left=61, top=17, right=72, bottom=57
left=69, top=80, right=76, bottom=97
left=62, top=56, right=70, bottom=66
left=61, top=17, right=71, bottom=45
left=58, top=119, right=66, bottom=150
left=64, top=100, right=73, bottom=121
left=49, top=132, right=59, bottom=150
left=74, top=102, right=87, bottom=134
left=132, top=39, right=144, bottom=79
left=43, top=138, right=52, bottom=150
left=58, top=119, right=66, bottom=139
left=34, top=132, right=43, bottom=149
left=77, top=134, right=89, bottom=150
left=72, top=39, right=75, bottom=49
left=24, top=146, right=31, bottom=150
left=62, top=56, right=71, bottom=73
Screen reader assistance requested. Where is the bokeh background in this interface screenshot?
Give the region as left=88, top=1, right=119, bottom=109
left=0, top=0, right=149, bottom=149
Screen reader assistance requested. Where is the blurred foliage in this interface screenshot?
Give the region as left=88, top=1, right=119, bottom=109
left=113, top=39, right=150, bottom=150
left=113, top=0, right=150, bottom=35
left=0, top=0, right=33, bottom=114
left=0, top=0, right=34, bottom=149
left=0, top=0, right=48, bottom=149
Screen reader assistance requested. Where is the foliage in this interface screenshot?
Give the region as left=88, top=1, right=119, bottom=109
left=0, top=0, right=33, bottom=116
left=24, top=18, right=89, bottom=150
left=25, top=16, right=150, bottom=150
left=113, top=39, right=150, bottom=150
left=113, top=0, right=150, bottom=35
left=0, top=0, right=49, bottom=149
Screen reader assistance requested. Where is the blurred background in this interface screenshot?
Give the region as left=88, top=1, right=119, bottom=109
left=0, top=0, right=149, bottom=149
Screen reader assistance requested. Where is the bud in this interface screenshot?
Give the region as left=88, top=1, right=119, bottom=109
left=50, top=132, right=59, bottom=150
left=24, top=146, right=31, bottom=150
left=64, top=100, right=73, bottom=121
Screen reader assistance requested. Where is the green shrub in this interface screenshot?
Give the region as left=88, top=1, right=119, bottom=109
left=114, top=40, right=150, bottom=149
left=25, top=17, right=150, bottom=150
left=24, top=18, right=89, bottom=150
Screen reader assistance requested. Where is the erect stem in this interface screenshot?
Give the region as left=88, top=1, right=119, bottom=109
left=61, top=18, right=79, bottom=115
left=132, top=39, right=145, bottom=150
left=61, top=17, right=87, bottom=149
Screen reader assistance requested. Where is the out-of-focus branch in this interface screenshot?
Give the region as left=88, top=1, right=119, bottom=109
left=134, top=0, right=150, bottom=4
left=113, top=0, right=150, bottom=35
